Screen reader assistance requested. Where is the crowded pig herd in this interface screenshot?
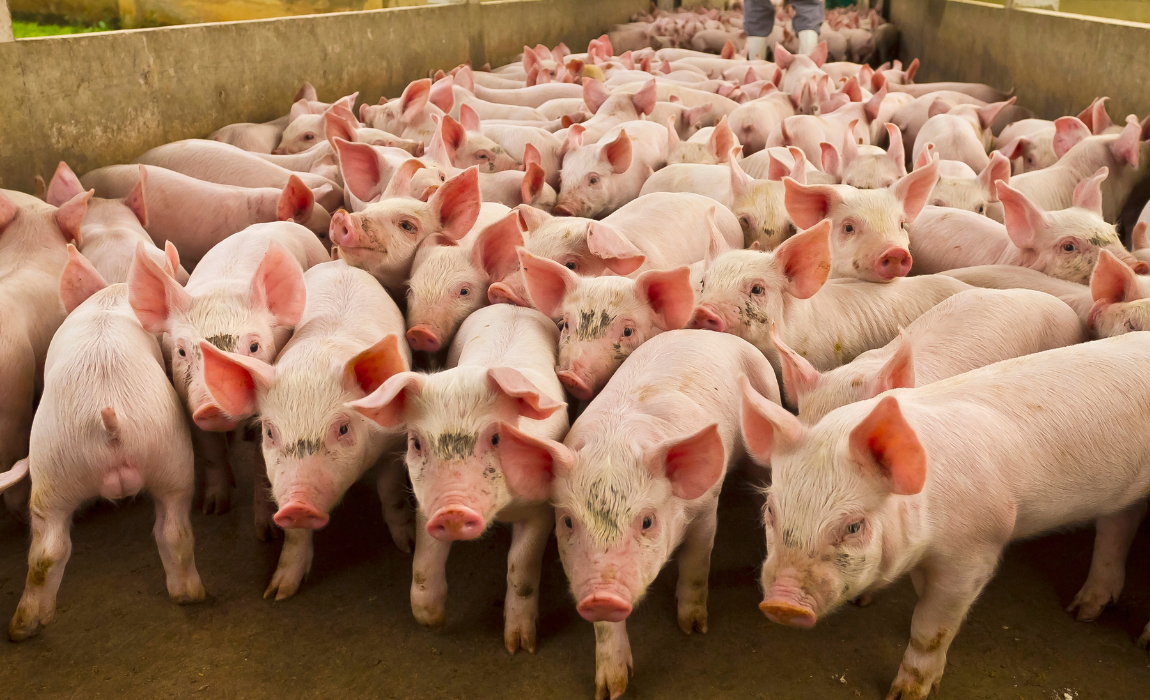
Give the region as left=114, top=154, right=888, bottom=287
left=3, top=17, right=1150, bottom=700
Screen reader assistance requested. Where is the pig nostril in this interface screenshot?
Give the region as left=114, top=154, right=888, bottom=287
left=406, top=326, right=442, bottom=353
left=426, top=506, right=485, bottom=542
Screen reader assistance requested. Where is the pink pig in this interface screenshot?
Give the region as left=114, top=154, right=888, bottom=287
left=360, top=79, right=445, bottom=145
left=554, top=120, right=669, bottom=218
left=332, top=140, right=449, bottom=212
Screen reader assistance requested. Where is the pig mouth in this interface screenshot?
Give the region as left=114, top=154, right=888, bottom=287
left=759, top=580, right=819, bottom=629
left=576, top=584, right=633, bottom=623
left=425, top=503, right=487, bottom=542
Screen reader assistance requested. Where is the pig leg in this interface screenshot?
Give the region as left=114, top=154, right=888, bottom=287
left=411, top=512, right=452, bottom=627
left=503, top=505, right=552, bottom=654
left=593, top=620, right=633, bottom=700
left=251, top=451, right=279, bottom=541
left=8, top=495, right=75, bottom=641
left=192, top=427, right=233, bottom=514
left=1067, top=500, right=1148, bottom=622
left=152, top=485, right=206, bottom=604
left=264, top=528, right=314, bottom=601
left=676, top=504, right=717, bottom=634
left=0, top=350, right=35, bottom=519
left=374, top=457, right=415, bottom=553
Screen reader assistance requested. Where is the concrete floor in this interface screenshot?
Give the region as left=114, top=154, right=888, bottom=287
left=2, top=469, right=1149, bottom=700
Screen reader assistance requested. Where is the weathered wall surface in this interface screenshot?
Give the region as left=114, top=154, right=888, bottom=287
left=0, top=0, right=645, bottom=192
left=890, top=0, right=1150, bottom=121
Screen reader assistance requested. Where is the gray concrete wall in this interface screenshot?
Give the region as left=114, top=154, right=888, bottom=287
left=0, top=0, right=646, bottom=192
left=890, top=0, right=1150, bottom=121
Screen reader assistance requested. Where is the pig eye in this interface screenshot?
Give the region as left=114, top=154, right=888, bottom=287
left=589, top=175, right=600, bottom=186
left=1061, top=242, right=1078, bottom=253
left=249, top=342, right=259, bottom=354
left=178, top=348, right=187, bottom=358
left=623, top=327, right=634, bottom=337
left=641, top=516, right=654, bottom=530
left=844, top=224, right=854, bottom=233
left=1125, top=320, right=1137, bottom=332
left=440, top=174, right=447, bottom=182
left=563, top=516, right=573, bottom=529
left=491, top=433, right=500, bottom=446
left=303, top=134, right=315, bottom=141
left=565, top=262, right=578, bottom=271
left=339, top=423, right=349, bottom=436
left=751, top=285, right=764, bottom=295
left=478, top=153, right=490, bottom=160
left=399, top=221, right=416, bottom=233
left=459, top=287, right=469, bottom=296
left=411, top=437, right=422, bottom=451
left=977, top=204, right=985, bottom=215
left=846, top=521, right=862, bottom=535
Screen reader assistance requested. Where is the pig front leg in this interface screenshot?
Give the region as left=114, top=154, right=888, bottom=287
left=1068, top=500, right=1147, bottom=622
left=411, top=512, right=451, bottom=627
left=264, top=528, right=314, bottom=601
left=593, top=620, right=633, bottom=700
left=191, top=426, right=233, bottom=514
left=152, top=484, right=206, bottom=604
left=504, top=505, right=552, bottom=654
left=676, top=505, right=717, bottom=634
left=9, top=494, right=75, bottom=642
left=251, top=451, right=279, bottom=541
left=375, top=457, right=415, bottom=553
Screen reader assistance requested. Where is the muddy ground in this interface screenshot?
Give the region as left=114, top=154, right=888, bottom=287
left=1, top=466, right=1148, bottom=700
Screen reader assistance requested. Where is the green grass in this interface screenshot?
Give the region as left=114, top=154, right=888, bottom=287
left=12, top=21, right=110, bottom=38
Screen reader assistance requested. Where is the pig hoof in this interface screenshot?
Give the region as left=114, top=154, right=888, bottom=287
left=504, top=614, right=538, bottom=654
left=201, top=489, right=232, bottom=515
left=1067, top=584, right=1118, bottom=622
left=8, top=608, right=44, bottom=642
left=264, top=573, right=303, bottom=601
left=885, top=664, right=939, bottom=700
left=412, top=603, right=446, bottom=629
left=390, top=523, right=415, bottom=554
left=254, top=516, right=280, bottom=542
left=677, top=606, right=708, bottom=635
left=594, top=660, right=632, bottom=700
left=170, top=582, right=206, bottom=605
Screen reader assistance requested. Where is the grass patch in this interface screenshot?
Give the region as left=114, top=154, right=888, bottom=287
left=13, top=21, right=110, bottom=38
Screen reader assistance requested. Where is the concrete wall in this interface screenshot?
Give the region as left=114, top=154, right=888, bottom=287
left=890, top=0, right=1150, bottom=121
left=0, top=0, right=646, bottom=192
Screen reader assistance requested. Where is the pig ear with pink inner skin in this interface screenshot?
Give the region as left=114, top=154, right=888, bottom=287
left=631, top=80, right=657, bottom=117
left=997, top=182, right=1048, bottom=251
left=636, top=266, right=695, bottom=331
left=1090, top=250, right=1145, bottom=331
left=847, top=395, right=927, bottom=496
left=496, top=421, right=574, bottom=501
left=488, top=367, right=565, bottom=420
left=335, top=138, right=389, bottom=203
left=343, top=333, right=409, bottom=396
left=277, top=175, right=315, bottom=225
left=198, top=342, right=277, bottom=430
left=471, top=213, right=524, bottom=282
left=521, top=163, right=547, bottom=205
left=739, top=375, right=804, bottom=465
left=124, top=165, right=150, bottom=227
left=976, top=98, right=1015, bottom=131
left=46, top=161, right=85, bottom=207
left=350, top=371, right=426, bottom=429
left=431, top=168, right=482, bottom=241
left=1072, top=167, right=1108, bottom=217
left=773, top=220, right=832, bottom=299
left=582, top=79, right=609, bottom=115
left=587, top=222, right=645, bottom=275
left=1133, top=222, right=1150, bottom=252
left=892, top=156, right=939, bottom=222
left=52, top=189, right=92, bottom=247
left=996, top=136, right=1029, bottom=162
left=60, top=245, right=108, bottom=314
left=913, top=143, right=936, bottom=171
left=128, top=241, right=192, bottom=334
left=978, top=151, right=1011, bottom=202
left=164, top=241, right=182, bottom=280
left=646, top=423, right=726, bottom=500
left=249, top=242, right=307, bottom=327
left=708, top=117, right=737, bottom=163
left=427, top=75, right=455, bottom=113
left=885, top=124, right=907, bottom=176
left=768, top=323, right=820, bottom=407
left=1110, top=116, right=1143, bottom=169
left=518, top=249, right=579, bottom=317
left=787, top=147, right=807, bottom=183
left=600, top=130, right=633, bottom=175
left=1052, top=117, right=1091, bottom=159
left=459, top=103, right=481, bottom=133
left=783, top=178, right=841, bottom=230
left=865, top=329, right=916, bottom=398
left=399, top=79, right=433, bottom=123
left=818, top=143, right=841, bottom=181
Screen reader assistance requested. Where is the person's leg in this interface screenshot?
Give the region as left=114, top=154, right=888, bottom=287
left=744, top=0, right=776, bottom=60
left=792, top=0, right=826, bottom=55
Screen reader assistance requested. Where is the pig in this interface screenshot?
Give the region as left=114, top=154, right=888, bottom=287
left=329, top=166, right=481, bottom=294
left=438, top=107, right=521, bottom=173
left=783, top=157, right=940, bottom=282
left=45, top=162, right=190, bottom=284
left=477, top=148, right=557, bottom=210
left=350, top=304, right=568, bottom=653
left=494, top=329, right=781, bottom=700
left=4, top=247, right=204, bottom=641
left=209, top=122, right=283, bottom=154
left=912, top=98, right=1015, bottom=172
left=690, top=220, right=970, bottom=374
left=361, top=79, right=444, bottom=145
left=888, top=91, right=987, bottom=154
left=995, top=119, right=1057, bottom=174
left=255, top=141, right=339, bottom=179
left=771, top=288, right=1084, bottom=422
left=825, top=122, right=907, bottom=190
left=554, top=120, right=669, bottom=218
left=571, top=78, right=657, bottom=145
left=462, top=69, right=584, bottom=108
left=774, top=44, right=829, bottom=96
left=940, top=264, right=1095, bottom=327
left=1134, top=220, right=1150, bottom=266
left=1084, top=249, right=1150, bottom=338
left=197, top=260, right=413, bottom=599
left=427, top=75, right=549, bottom=124
left=924, top=148, right=1010, bottom=219
left=886, top=80, right=1014, bottom=104
left=332, top=139, right=449, bottom=212
left=481, top=123, right=564, bottom=188
left=80, top=164, right=330, bottom=268
left=519, top=250, right=695, bottom=398
left=740, top=332, right=1150, bottom=700
left=321, top=109, right=425, bottom=156
left=665, top=116, right=738, bottom=165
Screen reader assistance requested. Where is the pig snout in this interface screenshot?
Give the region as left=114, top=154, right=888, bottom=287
left=406, top=325, right=442, bottom=353
left=556, top=369, right=595, bottom=401
left=690, top=306, right=727, bottom=333
left=274, top=501, right=330, bottom=530
left=759, top=572, right=818, bottom=629
left=576, top=587, right=633, bottom=623
left=873, top=247, right=913, bottom=280
left=329, top=211, right=365, bottom=249
left=426, top=505, right=486, bottom=542
left=551, top=203, right=575, bottom=217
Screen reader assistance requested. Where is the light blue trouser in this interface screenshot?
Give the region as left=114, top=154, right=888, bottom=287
left=744, top=0, right=825, bottom=37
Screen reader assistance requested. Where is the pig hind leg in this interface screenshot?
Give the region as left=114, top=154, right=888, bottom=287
left=9, top=493, right=75, bottom=641
left=504, top=507, right=552, bottom=654
left=265, top=528, right=314, bottom=601
left=1068, top=500, right=1147, bottom=622
left=676, top=505, right=717, bottom=634
left=152, top=484, right=206, bottom=604
left=411, top=513, right=452, bottom=628
left=251, top=450, right=279, bottom=541
left=593, top=620, right=633, bottom=700
left=375, top=457, right=415, bottom=553
left=193, top=427, right=233, bottom=515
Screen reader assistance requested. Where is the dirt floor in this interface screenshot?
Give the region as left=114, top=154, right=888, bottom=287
left=1, top=466, right=1149, bottom=700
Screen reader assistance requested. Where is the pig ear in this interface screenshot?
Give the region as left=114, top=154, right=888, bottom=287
left=1087, top=96, right=1113, bottom=134
left=295, top=81, right=318, bottom=103
left=400, top=79, right=432, bottom=123
left=1091, top=249, right=1144, bottom=315
left=808, top=41, right=828, bottom=68
left=631, top=80, right=657, bottom=117
left=707, top=118, right=737, bottom=163
left=914, top=143, right=936, bottom=171
left=521, top=163, right=547, bottom=205
left=559, top=124, right=586, bottom=159
left=893, top=156, right=938, bottom=222
left=997, top=182, right=1048, bottom=251
left=818, top=142, right=841, bottom=180
left=636, top=266, right=694, bottom=331
left=516, top=202, right=551, bottom=233
left=729, top=154, right=756, bottom=199
left=249, top=242, right=307, bottom=327
left=381, top=158, right=425, bottom=199
left=866, top=329, right=915, bottom=398
left=977, top=98, right=1015, bottom=131
left=927, top=98, right=953, bottom=119
left=46, top=161, right=84, bottom=207
left=582, top=79, right=609, bottom=114
left=1053, top=117, right=1091, bottom=159
left=522, top=143, right=542, bottom=170
left=783, top=178, right=838, bottom=230
left=600, top=130, right=632, bottom=175
left=848, top=396, right=926, bottom=496
left=54, top=189, right=92, bottom=246
left=522, top=46, right=542, bottom=74
left=350, top=371, right=424, bottom=428
left=277, top=175, right=315, bottom=225
left=431, top=168, right=481, bottom=241
left=774, top=44, right=794, bottom=70
left=124, top=165, right=149, bottom=227
left=488, top=367, right=565, bottom=420
left=129, top=241, right=191, bottom=333
left=289, top=98, right=311, bottom=123
left=841, top=122, right=860, bottom=168
left=587, top=222, right=645, bottom=274
left=904, top=57, right=920, bottom=83
left=164, top=241, right=182, bottom=279
left=1134, top=222, right=1150, bottom=252
left=647, top=423, right=726, bottom=501
left=60, top=244, right=108, bottom=314
left=979, top=151, right=1011, bottom=202
left=197, top=341, right=275, bottom=429
left=859, top=64, right=875, bottom=91
left=665, top=116, right=681, bottom=151
left=471, top=213, right=524, bottom=281
left=1110, top=117, right=1142, bottom=169
left=996, top=136, right=1029, bottom=161
left=459, top=103, right=481, bottom=133
left=769, top=149, right=794, bottom=181
left=739, top=375, right=804, bottom=465
left=864, top=84, right=887, bottom=124
left=885, top=124, right=907, bottom=176
left=335, top=138, right=386, bottom=203
left=440, top=115, right=468, bottom=154
left=497, top=421, right=573, bottom=501
left=323, top=110, right=357, bottom=147
left=774, top=219, right=832, bottom=299
left=1072, top=167, right=1107, bottom=217
left=344, top=333, right=409, bottom=396
left=768, top=323, right=819, bottom=407
left=428, top=75, right=455, bottom=113
left=686, top=103, right=712, bottom=127
left=518, top=249, right=578, bottom=317
left=454, top=66, right=476, bottom=94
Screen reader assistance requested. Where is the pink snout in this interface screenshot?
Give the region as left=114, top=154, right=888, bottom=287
left=690, top=306, right=726, bottom=333
left=556, top=369, right=594, bottom=401
left=273, top=501, right=330, bottom=530
left=551, top=204, right=575, bottom=217
left=577, top=590, right=633, bottom=623
left=406, top=325, right=442, bottom=353
left=426, top=505, right=486, bottom=542
left=759, top=579, right=818, bottom=628
left=329, top=210, right=361, bottom=249
left=873, top=247, right=913, bottom=280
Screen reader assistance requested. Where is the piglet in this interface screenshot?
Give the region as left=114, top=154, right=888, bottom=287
left=554, top=120, right=669, bottom=218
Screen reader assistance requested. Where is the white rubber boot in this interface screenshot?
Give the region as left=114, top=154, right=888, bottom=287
left=745, top=36, right=768, bottom=61
left=798, top=29, right=819, bottom=56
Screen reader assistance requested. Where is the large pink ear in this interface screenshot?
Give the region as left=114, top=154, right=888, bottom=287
left=1081, top=96, right=1113, bottom=134
left=914, top=142, right=936, bottom=171
left=885, top=124, right=907, bottom=176
left=774, top=44, right=794, bottom=70
left=583, top=79, right=609, bottom=114
left=866, top=329, right=915, bottom=398
left=123, top=165, right=149, bottom=227
left=768, top=324, right=819, bottom=407
left=841, top=121, right=860, bottom=169
left=996, top=136, right=1029, bottom=161
left=431, top=167, right=481, bottom=241
left=335, top=138, right=386, bottom=203
left=647, top=423, right=726, bottom=500
left=730, top=153, right=756, bottom=199
left=1110, top=117, right=1142, bottom=169
left=587, top=222, right=645, bottom=274
left=808, top=41, right=828, bottom=68
left=54, top=189, right=92, bottom=245
left=128, top=241, right=191, bottom=333
left=521, top=163, right=546, bottom=205
left=522, top=143, right=542, bottom=170
left=323, top=110, right=357, bottom=147
left=636, top=266, right=694, bottom=330
left=864, top=83, right=888, bottom=124
left=198, top=341, right=275, bottom=428
left=997, top=181, right=1047, bottom=250
left=519, top=249, right=578, bottom=316
left=516, top=202, right=551, bottom=233
left=344, top=333, right=409, bottom=396
left=350, top=371, right=424, bottom=428
left=558, top=123, right=585, bottom=159
left=496, top=421, right=573, bottom=501
left=439, top=114, right=468, bottom=155
left=893, top=156, right=938, bottom=222
left=1091, top=249, right=1143, bottom=308
left=631, top=80, right=657, bottom=117
left=459, top=103, right=481, bottom=133
left=488, top=367, right=565, bottom=420
left=600, top=130, right=632, bottom=174
left=289, top=98, right=311, bottom=123
left=46, top=161, right=85, bottom=207
left=783, top=178, right=838, bottom=230
left=1072, top=166, right=1107, bottom=217
left=471, top=213, right=524, bottom=281
left=277, top=175, right=315, bottom=224
left=977, top=98, right=1015, bottom=130
left=454, top=65, right=476, bottom=94
left=428, top=75, right=455, bottom=113
left=739, top=375, right=804, bottom=465
left=249, top=242, right=307, bottom=327
left=295, top=81, right=318, bottom=103
left=978, top=151, right=1010, bottom=201
left=381, top=158, right=426, bottom=199
left=819, top=142, right=841, bottom=180
left=708, top=117, right=737, bottom=163
left=847, top=395, right=926, bottom=496
left=1052, top=116, right=1091, bottom=159
left=400, top=79, right=432, bottom=123
left=773, top=219, right=831, bottom=299
left=60, top=244, right=108, bottom=314
left=522, top=45, right=542, bottom=75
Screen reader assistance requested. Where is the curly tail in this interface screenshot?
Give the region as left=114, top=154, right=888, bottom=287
left=0, top=458, right=29, bottom=494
